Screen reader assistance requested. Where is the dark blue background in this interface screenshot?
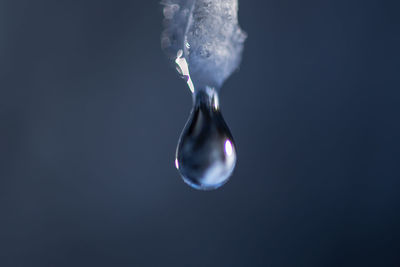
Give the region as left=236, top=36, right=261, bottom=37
left=1, top=0, right=399, bottom=266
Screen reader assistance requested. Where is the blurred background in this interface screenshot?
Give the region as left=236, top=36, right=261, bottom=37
left=1, top=0, right=400, bottom=266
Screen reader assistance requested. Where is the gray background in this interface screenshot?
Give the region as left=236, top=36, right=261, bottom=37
left=1, top=0, right=400, bottom=266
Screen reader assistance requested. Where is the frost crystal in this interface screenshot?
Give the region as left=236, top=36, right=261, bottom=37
left=161, top=0, right=246, bottom=88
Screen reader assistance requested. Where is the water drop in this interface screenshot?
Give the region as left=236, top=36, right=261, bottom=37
left=175, top=87, right=237, bottom=190
left=161, top=0, right=246, bottom=190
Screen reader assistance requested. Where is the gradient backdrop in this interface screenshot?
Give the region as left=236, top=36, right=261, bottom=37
left=1, top=0, right=400, bottom=266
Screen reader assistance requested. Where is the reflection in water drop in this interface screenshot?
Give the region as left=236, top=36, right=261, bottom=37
left=176, top=87, right=237, bottom=190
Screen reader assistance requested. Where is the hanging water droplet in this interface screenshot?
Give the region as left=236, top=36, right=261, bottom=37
left=162, top=0, right=247, bottom=191
left=175, top=87, right=237, bottom=190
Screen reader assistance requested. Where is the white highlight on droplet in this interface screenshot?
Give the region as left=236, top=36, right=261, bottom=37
left=175, top=159, right=179, bottom=170
left=175, top=158, right=180, bottom=169
left=224, top=139, right=233, bottom=157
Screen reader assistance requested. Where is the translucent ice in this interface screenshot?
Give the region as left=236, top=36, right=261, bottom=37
left=161, top=0, right=246, bottom=190
left=161, top=0, right=246, bottom=88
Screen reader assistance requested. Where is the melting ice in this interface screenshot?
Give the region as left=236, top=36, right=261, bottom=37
left=161, top=0, right=246, bottom=190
